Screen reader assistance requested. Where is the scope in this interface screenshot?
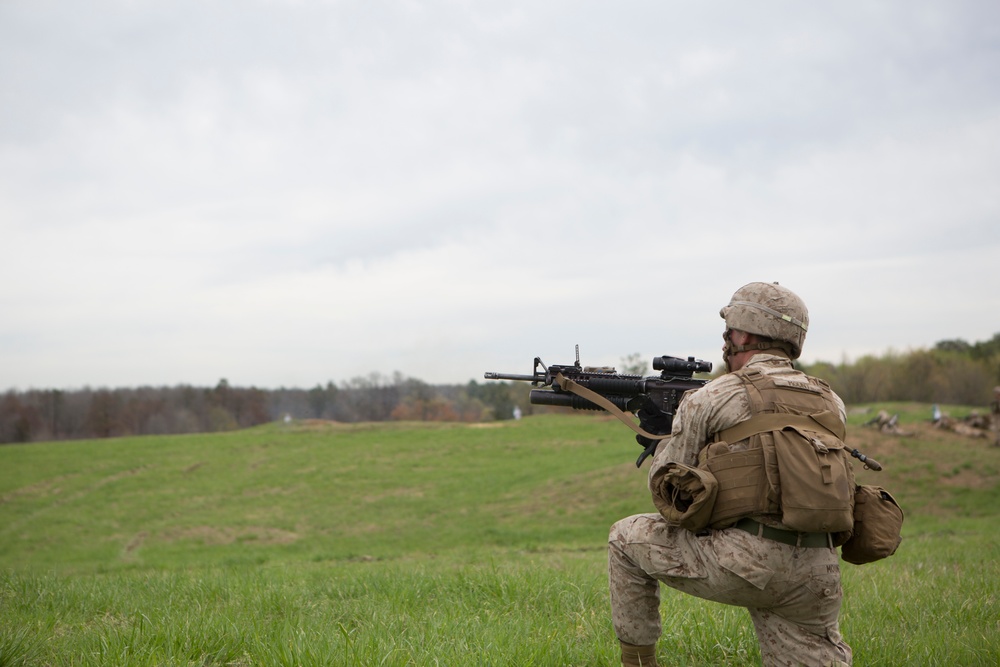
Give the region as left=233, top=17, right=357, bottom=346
left=653, top=355, right=713, bottom=375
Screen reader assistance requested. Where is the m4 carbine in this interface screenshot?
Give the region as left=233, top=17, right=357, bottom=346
left=485, top=346, right=712, bottom=466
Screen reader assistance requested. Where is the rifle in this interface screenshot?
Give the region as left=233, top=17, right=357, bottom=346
left=485, top=346, right=712, bottom=467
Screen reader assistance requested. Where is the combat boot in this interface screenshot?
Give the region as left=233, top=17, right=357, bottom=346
left=619, top=641, right=658, bottom=667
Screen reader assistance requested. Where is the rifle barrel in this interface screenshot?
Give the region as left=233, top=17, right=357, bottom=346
left=484, top=372, right=539, bottom=382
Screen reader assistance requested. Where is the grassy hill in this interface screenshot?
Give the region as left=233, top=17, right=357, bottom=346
left=0, top=416, right=654, bottom=572
left=1, top=409, right=998, bottom=665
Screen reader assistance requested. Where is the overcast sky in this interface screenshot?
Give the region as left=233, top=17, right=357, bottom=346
left=2, top=1, right=999, bottom=391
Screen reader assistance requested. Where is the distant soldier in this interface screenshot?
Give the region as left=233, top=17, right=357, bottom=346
left=964, top=411, right=991, bottom=430
left=865, top=410, right=908, bottom=435
left=937, top=415, right=987, bottom=439
left=992, top=387, right=1000, bottom=447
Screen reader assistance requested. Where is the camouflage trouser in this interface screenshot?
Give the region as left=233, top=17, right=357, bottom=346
left=609, top=513, right=852, bottom=667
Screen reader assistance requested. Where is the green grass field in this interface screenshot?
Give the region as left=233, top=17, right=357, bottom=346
left=1, top=409, right=998, bottom=666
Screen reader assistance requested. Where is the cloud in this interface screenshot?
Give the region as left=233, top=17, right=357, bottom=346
left=1, top=0, right=999, bottom=390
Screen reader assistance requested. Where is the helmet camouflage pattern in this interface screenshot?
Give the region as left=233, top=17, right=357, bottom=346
left=720, top=282, right=809, bottom=359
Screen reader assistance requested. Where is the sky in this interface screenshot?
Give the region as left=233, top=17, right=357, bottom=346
left=2, top=1, right=999, bottom=391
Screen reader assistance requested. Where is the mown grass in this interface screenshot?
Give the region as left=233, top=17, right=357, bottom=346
left=0, top=417, right=648, bottom=572
left=1, top=410, right=998, bottom=665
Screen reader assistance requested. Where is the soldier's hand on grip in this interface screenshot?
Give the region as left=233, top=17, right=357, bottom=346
left=635, top=406, right=672, bottom=449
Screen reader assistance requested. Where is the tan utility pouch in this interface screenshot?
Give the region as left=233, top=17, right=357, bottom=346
left=714, top=412, right=855, bottom=533
left=841, top=485, right=904, bottom=564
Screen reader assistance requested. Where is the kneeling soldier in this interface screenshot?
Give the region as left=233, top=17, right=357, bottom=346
left=609, top=282, right=853, bottom=667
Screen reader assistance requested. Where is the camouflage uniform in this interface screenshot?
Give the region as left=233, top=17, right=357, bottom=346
left=609, top=353, right=853, bottom=667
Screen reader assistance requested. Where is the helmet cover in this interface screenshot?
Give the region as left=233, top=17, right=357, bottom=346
left=720, top=282, right=809, bottom=358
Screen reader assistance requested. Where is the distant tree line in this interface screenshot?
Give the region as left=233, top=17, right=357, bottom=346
left=801, top=333, right=1000, bottom=406
left=2, top=334, right=998, bottom=445
left=0, top=374, right=530, bottom=445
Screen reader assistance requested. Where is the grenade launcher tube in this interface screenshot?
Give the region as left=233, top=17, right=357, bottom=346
left=528, top=388, right=631, bottom=412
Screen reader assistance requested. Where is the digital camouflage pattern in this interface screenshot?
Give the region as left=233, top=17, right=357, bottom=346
left=608, top=353, right=853, bottom=667
left=609, top=515, right=850, bottom=666
left=719, top=282, right=810, bottom=359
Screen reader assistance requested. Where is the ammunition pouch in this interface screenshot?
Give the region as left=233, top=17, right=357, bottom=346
left=698, top=441, right=776, bottom=528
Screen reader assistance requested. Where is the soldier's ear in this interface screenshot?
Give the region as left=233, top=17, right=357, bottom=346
left=730, top=330, right=752, bottom=346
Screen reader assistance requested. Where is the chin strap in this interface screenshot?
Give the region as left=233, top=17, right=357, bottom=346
left=724, top=337, right=795, bottom=360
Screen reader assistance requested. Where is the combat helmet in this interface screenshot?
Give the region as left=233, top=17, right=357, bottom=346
left=720, top=282, right=809, bottom=359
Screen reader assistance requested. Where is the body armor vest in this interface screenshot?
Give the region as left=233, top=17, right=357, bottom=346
left=698, top=367, right=856, bottom=534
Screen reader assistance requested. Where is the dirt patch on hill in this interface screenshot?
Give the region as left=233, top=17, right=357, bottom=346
left=850, top=419, right=992, bottom=449
left=162, top=525, right=300, bottom=545
left=938, top=468, right=990, bottom=488
left=491, top=461, right=642, bottom=521
left=0, top=473, right=79, bottom=504
left=848, top=420, right=999, bottom=490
